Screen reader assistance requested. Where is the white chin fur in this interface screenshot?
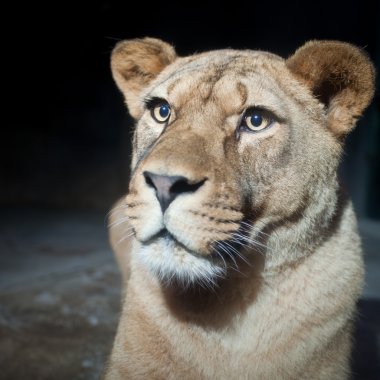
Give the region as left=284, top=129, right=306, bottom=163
left=138, top=237, right=226, bottom=288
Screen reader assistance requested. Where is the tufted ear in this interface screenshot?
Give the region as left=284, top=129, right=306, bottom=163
left=111, top=37, right=177, bottom=119
left=286, top=40, right=375, bottom=138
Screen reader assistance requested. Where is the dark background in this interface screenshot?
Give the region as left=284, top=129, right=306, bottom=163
left=3, top=0, right=380, bottom=217
left=1, top=2, right=379, bottom=378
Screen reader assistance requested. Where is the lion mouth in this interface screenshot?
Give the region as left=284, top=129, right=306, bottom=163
left=156, top=228, right=173, bottom=241
left=135, top=220, right=258, bottom=287
left=146, top=228, right=204, bottom=257
left=144, top=222, right=250, bottom=263
left=147, top=228, right=178, bottom=245
left=138, top=227, right=227, bottom=287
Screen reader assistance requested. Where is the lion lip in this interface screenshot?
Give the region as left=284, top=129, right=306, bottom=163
left=145, top=228, right=209, bottom=258
left=157, top=228, right=174, bottom=241
left=147, top=228, right=181, bottom=247
left=140, top=228, right=172, bottom=245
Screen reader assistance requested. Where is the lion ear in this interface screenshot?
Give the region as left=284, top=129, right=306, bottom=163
left=286, top=40, right=375, bottom=138
left=111, top=37, right=177, bottom=119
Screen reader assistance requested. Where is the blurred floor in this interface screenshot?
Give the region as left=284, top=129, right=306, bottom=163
left=0, top=208, right=121, bottom=380
left=0, top=208, right=378, bottom=379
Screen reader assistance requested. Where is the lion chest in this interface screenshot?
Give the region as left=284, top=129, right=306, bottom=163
left=121, top=263, right=350, bottom=380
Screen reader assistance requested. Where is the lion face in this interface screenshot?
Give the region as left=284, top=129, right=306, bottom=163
left=111, top=39, right=374, bottom=286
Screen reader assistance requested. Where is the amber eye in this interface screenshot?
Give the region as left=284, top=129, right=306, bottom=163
left=243, top=109, right=273, bottom=132
left=151, top=102, right=171, bottom=123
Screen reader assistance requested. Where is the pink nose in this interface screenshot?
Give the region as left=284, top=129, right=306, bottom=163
left=143, top=171, right=206, bottom=212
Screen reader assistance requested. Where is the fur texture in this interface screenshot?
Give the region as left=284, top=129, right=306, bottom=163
left=104, top=38, right=375, bottom=379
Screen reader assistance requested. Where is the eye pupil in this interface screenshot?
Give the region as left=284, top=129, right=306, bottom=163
left=159, top=105, right=169, bottom=118
left=151, top=102, right=171, bottom=123
left=250, top=114, right=263, bottom=127
left=242, top=109, right=273, bottom=132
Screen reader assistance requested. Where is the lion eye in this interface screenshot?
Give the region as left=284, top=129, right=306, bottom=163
left=243, top=110, right=272, bottom=132
left=151, top=103, right=171, bottom=123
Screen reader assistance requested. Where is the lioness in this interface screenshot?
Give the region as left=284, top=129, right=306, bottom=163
left=105, top=38, right=375, bottom=379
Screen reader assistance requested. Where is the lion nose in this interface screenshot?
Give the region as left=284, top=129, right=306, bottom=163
left=143, top=171, right=206, bottom=212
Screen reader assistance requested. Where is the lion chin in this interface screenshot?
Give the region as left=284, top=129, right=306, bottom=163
left=138, top=231, right=227, bottom=288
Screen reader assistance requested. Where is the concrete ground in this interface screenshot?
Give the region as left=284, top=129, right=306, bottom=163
left=0, top=208, right=121, bottom=380
left=0, top=208, right=379, bottom=379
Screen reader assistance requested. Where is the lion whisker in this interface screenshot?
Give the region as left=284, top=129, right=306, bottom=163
left=116, top=230, right=135, bottom=245
left=235, top=233, right=270, bottom=254
left=215, top=242, right=238, bottom=269
left=104, top=203, right=128, bottom=226
left=108, top=216, right=131, bottom=228
left=214, top=250, right=228, bottom=270
left=222, top=240, right=252, bottom=267
left=239, top=220, right=273, bottom=238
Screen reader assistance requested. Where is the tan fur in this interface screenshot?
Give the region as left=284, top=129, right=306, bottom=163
left=104, top=38, right=375, bottom=379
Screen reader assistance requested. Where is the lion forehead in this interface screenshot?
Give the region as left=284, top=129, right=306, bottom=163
left=144, top=50, right=291, bottom=115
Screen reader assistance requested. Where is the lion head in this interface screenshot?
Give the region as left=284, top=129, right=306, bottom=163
left=111, top=38, right=374, bottom=287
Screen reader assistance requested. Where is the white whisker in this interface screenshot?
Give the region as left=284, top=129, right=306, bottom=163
left=217, top=242, right=238, bottom=269
left=214, top=250, right=228, bottom=270
left=108, top=216, right=130, bottom=228
left=116, top=231, right=135, bottom=245
left=104, top=203, right=128, bottom=226
left=239, top=220, right=273, bottom=239
left=223, top=240, right=251, bottom=267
